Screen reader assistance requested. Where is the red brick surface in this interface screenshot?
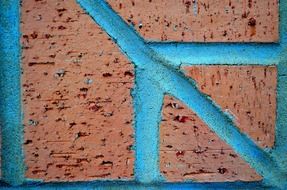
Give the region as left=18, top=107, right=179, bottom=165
left=107, top=0, right=278, bottom=42
left=184, top=65, right=277, bottom=148
left=21, top=0, right=134, bottom=181
left=160, top=96, right=262, bottom=182
left=160, top=66, right=277, bottom=182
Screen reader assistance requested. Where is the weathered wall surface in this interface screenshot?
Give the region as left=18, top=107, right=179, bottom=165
left=160, top=96, right=262, bottom=182
left=183, top=65, right=277, bottom=148
left=1, top=0, right=286, bottom=189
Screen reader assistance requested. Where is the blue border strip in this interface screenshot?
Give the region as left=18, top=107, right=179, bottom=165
left=271, top=0, right=287, bottom=173
left=0, top=180, right=268, bottom=190
left=0, top=0, right=25, bottom=186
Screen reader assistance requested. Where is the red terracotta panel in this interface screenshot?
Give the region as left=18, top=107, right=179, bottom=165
left=21, top=0, right=134, bottom=181
left=107, top=0, right=278, bottom=42
left=160, top=66, right=277, bottom=182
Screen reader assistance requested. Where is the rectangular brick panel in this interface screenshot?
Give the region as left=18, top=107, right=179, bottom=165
left=107, top=0, right=278, bottom=42
left=21, top=0, right=134, bottom=181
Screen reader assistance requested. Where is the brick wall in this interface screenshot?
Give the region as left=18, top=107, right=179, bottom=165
left=1, top=0, right=287, bottom=189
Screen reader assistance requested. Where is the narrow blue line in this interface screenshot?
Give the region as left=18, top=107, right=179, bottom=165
left=0, top=0, right=25, bottom=186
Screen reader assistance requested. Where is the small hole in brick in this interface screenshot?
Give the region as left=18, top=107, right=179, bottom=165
left=103, top=73, right=112, bottom=77
left=54, top=69, right=66, bottom=78
left=218, top=167, right=228, bottom=174
left=174, top=115, right=189, bottom=123
left=138, top=22, right=143, bottom=29
left=28, top=119, right=39, bottom=126
left=24, top=139, right=33, bottom=145
left=248, top=18, right=257, bottom=26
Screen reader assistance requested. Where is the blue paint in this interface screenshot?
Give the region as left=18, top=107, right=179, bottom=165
left=148, top=42, right=281, bottom=67
left=0, top=0, right=25, bottom=186
left=271, top=0, right=287, bottom=172
left=132, top=70, right=165, bottom=183
left=0, top=180, right=269, bottom=190
left=1, top=0, right=287, bottom=189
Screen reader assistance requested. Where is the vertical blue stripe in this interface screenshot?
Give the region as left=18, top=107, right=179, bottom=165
left=272, top=0, right=287, bottom=173
left=0, top=0, right=25, bottom=186
left=133, top=69, right=164, bottom=183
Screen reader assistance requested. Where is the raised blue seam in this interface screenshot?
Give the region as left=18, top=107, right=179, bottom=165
left=0, top=0, right=25, bottom=186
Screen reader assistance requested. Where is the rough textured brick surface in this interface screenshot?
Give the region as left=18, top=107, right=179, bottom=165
left=160, top=96, right=262, bottom=182
left=21, top=0, right=134, bottom=181
left=107, top=0, right=278, bottom=42
left=160, top=66, right=277, bottom=182
left=184, top=65, right=277, bottom=148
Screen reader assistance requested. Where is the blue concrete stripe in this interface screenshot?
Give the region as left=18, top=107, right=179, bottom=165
left=132, top=70, right=165, bottom=183
left=148, top=42, right=281, bottom=67
left=0, top=0, right=25, bottom=186
left=272, top=0, right=287, bottom=170
left=0, top=180, right=267, bottom=190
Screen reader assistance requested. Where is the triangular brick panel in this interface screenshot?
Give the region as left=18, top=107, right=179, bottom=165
left=160, top=96, right=263, bottom=182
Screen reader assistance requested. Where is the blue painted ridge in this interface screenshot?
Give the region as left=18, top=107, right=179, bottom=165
left=76, top=0, right=287, bottom=189
left=0, top=0, right=25, bottom=186
left=0, top=181, right=270, bottom=190
left=148, top=42, right=281, bottom=67
left=132, top=69, right=165, bottom=183
left=279, top=0, right=287, bottom=45
left=271, top=0, right=287, bottom=173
